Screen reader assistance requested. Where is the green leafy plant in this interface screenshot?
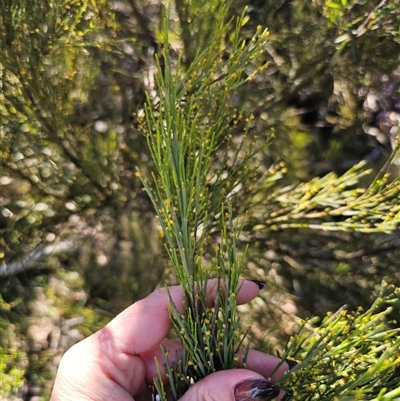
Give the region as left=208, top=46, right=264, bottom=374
left=139, top=4, right=400, bottom=401
left=248, top=146, right=400, bottom=234
left=2, top=0, right=400, bottom=399
left=278, top=282, right=400, bottom=400
left=0, top=296, right=26, bottom=398
left=138, top=7, right=270, bottom=399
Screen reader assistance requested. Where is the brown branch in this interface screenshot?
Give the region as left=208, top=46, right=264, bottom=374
left=355, top=0, right=389, bottom=37
left=0, top=240, right=76, bottom=278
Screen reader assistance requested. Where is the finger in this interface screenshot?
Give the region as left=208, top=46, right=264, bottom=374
left=177, top=369, right=281, bottom=401
left=140, top=338, right=182, bottom=383
left=63, top=280, right=259, bottom=399
left=141, top=340, right=290, bottom=384
left=103, top=279, right=261, bottom=356
left=51, top=281, right=262, bottom=401
left=245, top=349, right=289, bottom=382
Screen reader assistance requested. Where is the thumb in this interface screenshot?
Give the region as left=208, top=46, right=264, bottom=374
left=178, top=370, right=280, bottom=401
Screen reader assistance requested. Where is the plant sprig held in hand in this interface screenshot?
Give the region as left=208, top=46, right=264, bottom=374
left=137, top=6, right=270, bottom=400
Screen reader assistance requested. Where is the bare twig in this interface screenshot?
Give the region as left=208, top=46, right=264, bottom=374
left=0, top=240, right=76, bottom=278
left=355, top=0, right=389, bottom=37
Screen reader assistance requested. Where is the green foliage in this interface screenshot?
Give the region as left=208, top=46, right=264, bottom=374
left=174, top=0, right=234, bottom=64
left=140, top=14, right=269, bottom=267
left=0, top=297, right=26, bottom=398
left=153, top=213, right=250, bottom=400
left=248, top=149, right=400, bottom=233
left=0, top=0, right=120, bottom=264
left=1, top=0, right=400, bottom=399
left=139, top=10, right=270, bottom=399
left=140, top=3, right=400, bottom=399
left=279, top=283, right=400, bottom=400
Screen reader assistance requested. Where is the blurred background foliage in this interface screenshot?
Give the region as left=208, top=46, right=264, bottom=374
left=0, top=0, right=399, bottom=399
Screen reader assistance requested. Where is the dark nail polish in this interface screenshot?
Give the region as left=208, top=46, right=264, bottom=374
left=249, top=280, right=267, bottom=290
left=233, top=378, right=280, bottom=401
left=284, top=359, right=298, bottom=370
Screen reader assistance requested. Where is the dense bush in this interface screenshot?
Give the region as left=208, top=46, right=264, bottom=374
left=1, top=0, right=399, bottom=399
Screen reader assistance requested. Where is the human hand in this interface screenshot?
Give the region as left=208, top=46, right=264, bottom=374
left=50, top=279, right=291, bottom=401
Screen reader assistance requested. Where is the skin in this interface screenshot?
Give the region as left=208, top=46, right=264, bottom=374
left=50, top=279, right=289, bottom=401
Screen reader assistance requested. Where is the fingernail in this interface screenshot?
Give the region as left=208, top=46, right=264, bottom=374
left=285, top=359, right=298, bottom=370
left=233, top=378, right=280, bottom=401
left=248, top=280, right=267, bottom=290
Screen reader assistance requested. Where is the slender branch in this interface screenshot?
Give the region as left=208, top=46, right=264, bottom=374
left=355, top=0, right=389, bottom=37
left=0, top=240, right=76, bottom=278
